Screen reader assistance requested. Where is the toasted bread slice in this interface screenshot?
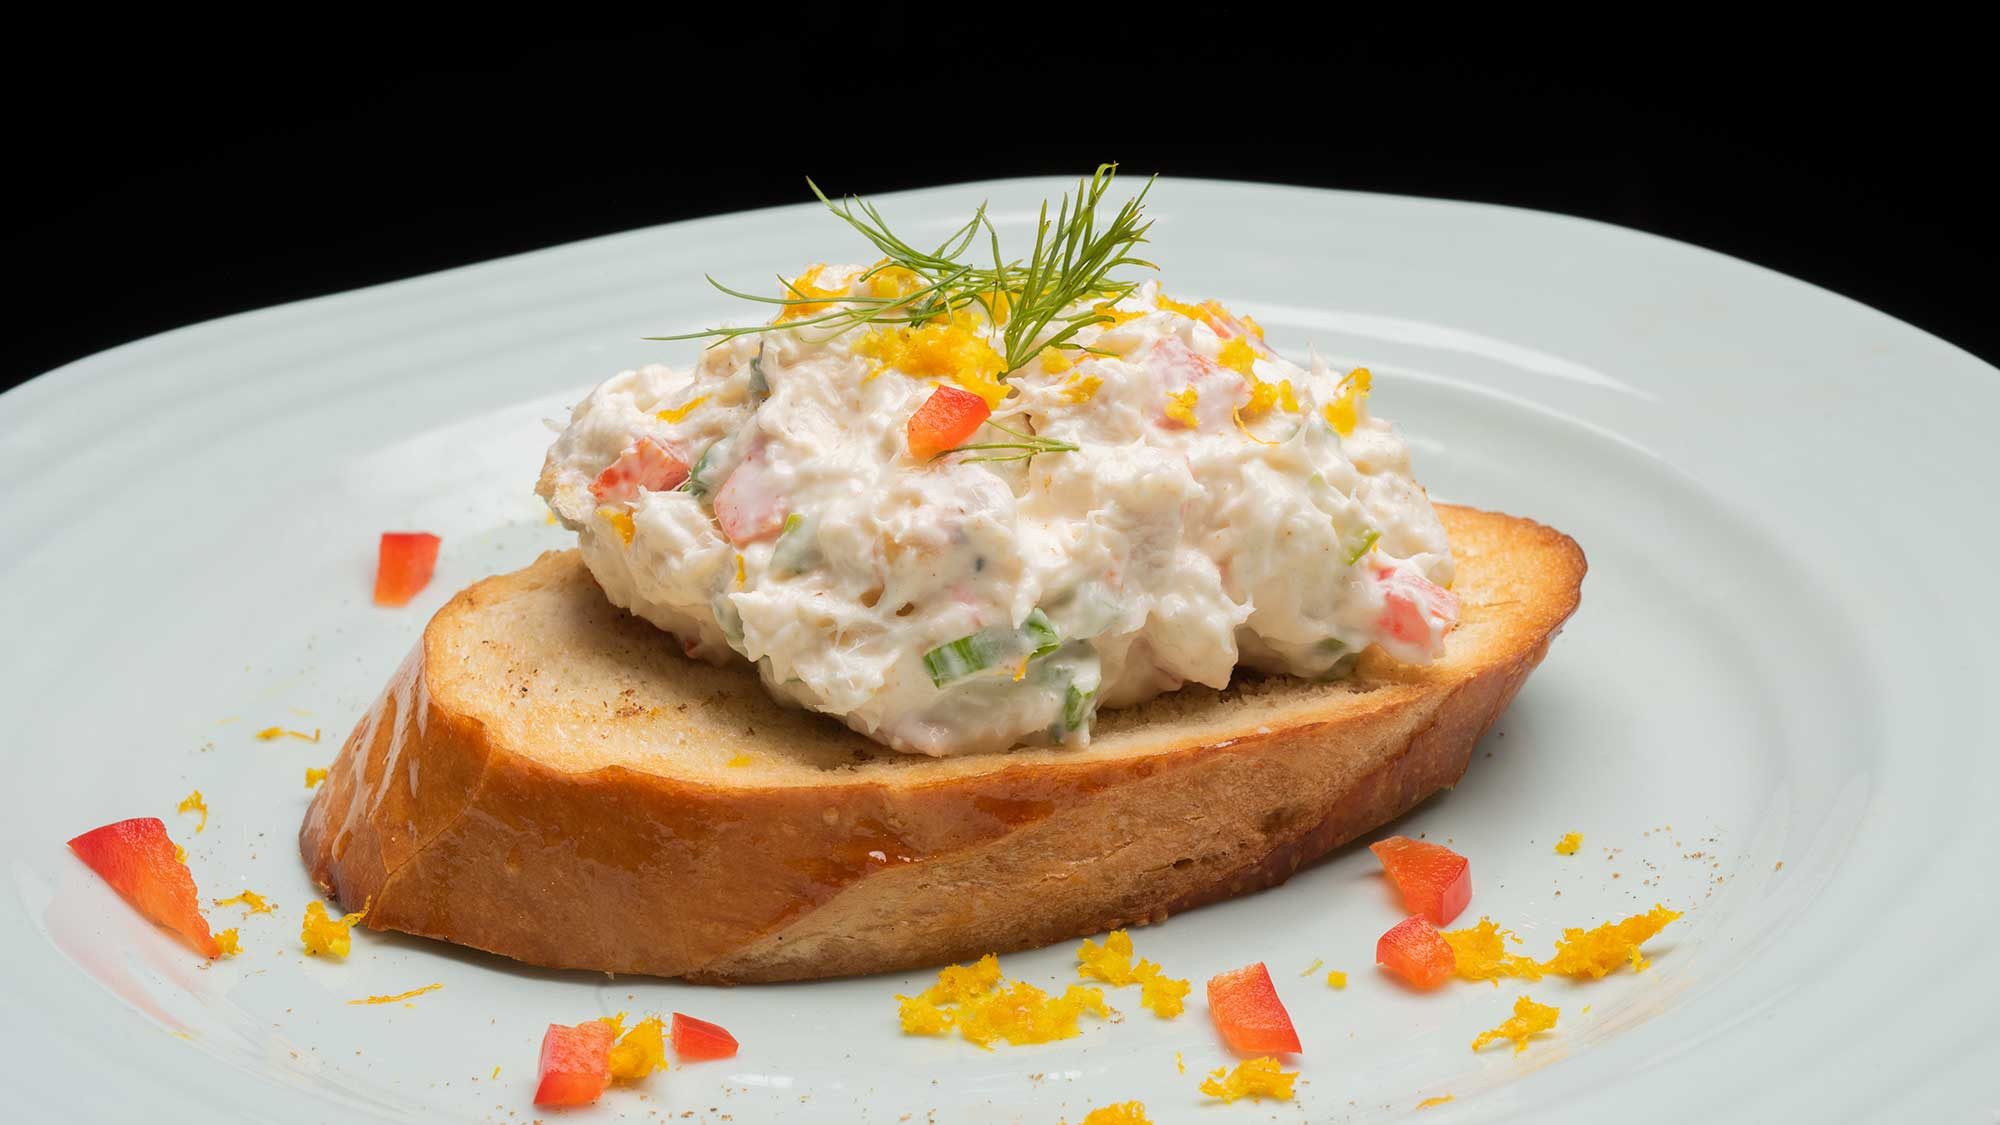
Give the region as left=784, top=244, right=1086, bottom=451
left=301, top=505, right=1583, bottom=982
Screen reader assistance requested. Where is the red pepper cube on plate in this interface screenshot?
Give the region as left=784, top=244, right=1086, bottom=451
left=373, top=531, right=441, bottom=607
left=671, top=1012, right=739, bottom=1061
left=1369, top=835, right=1472, bottom=925
left=906, top=385, right=991, bottom=460
left=67, top=817, right=221, bottom=959
left=1377, top=915, right=1456, bottom=989
left=1205, top=962, right=1301, bottom=1054
left=534, top=1020, right=616, bottom=1107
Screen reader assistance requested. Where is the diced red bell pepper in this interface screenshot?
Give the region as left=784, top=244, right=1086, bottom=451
left=711, top=446, right=789, bottom=545
left=671, top=1012, right=739, bottom=1061
left=1369, top=835, right=1472, bottom=925
left=67, top=817, right=221, bottom=959
left=372, top=532, right=441, bottom=608
left=590, top=437, right=689, bottom=503
left=1377, top=915, right=1456, bottom=989
left=1204, top=962, right=1301, bottom=1054
left=1373, top=564, right=1462, bottom=649
left=906, top=385, right=991, bottom=460
left=534, top=1020, right=617, bottom=1107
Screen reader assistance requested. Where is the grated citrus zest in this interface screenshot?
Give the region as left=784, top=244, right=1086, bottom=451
left=1073, top=1101, right=1153, bottom=1124
left=656, top=395, right=708, bottom=423
left=1075, top=930, right=1189, bottom=1018
left=599, top=507, right=635, bottom=546
left=176, top=790, right=208, bottom=833
left=774, top=264, right=845, bottom=322
left=1555, top=832, right=1583, bottom=856
left=1323, top=366, right=1372, bottom=436
left=854, top=313, right=1008, bottom=408
left=301, top=900, right=366, bottom=958
left=608, top=1015, right=668, bottom=1080
left=214, top=890, right=275, bottom=915
left=1199, top=1057, right=1297, bottom=1102
left=1442, top=918, right=1545, bottom=983
left=1543, top=905, right=1682, bottom=978
left=348, top=983, right=443, bottom=1006
left=896, top=954, right=1108, bottom=1047
left=1471, top=995, right=1560, bottom=1053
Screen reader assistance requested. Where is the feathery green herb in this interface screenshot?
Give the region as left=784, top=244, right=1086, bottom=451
left=650, top=163, right=1157, bottom=378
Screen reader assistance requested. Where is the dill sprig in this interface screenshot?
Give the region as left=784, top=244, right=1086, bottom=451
left=650, top=163, right=1157, bottom=377
left=932, top=419, right=1080, bottom=466
left=993, top=164, right=1156, bottom=373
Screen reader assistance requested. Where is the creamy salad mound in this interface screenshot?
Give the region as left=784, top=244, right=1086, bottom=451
left=539, top=257, right=1460, bottom=756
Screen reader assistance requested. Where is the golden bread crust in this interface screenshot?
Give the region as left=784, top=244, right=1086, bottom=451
left=301, top=505, right=1584, bottom=981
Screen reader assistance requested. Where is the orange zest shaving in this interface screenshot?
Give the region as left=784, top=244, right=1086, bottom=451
left=1555, top=832, right=1583, bottom=855
left=774, top=264, right=846, bottom=322
left=1198, top=1057, right=1296, bottom=1102
left=853, top=313, right=1009, bottom=408
left=896, top=954, right=1107, bottom=1047
left=1073, top=1102, right=1153, bottom=1124
left=304, top=768, right=329, bottom=789
left=607, top=1015, right=668, bottom=1080
left=1323, top=366, right=1372, bottom=436
left=175, top=790, right=208, bottom=833
left=1091, top=302, right=1145, bottom=329
left=1543, top=905, right=1682, bottom=979
left=656, top=395, right=708, bottom=423
left=301, top=900, right=366, bottom=958
left=865, top=263, right=925, bottom=299
left=1041, top=349, right=1075, bottom=375
left=1164, top=388, right=1199, bottom=428
left=1325, top=970, right=1347, bottom=989
left=1441, top=918, right=1545, bottom=983
left=256, top=726, right=321, bottom=743
left=1417, top=1094, right=1456, bottom=1110
left=348, top=982, right=444, bottom=1006
left=1075, top=930, right=1190, bottom=1019
left=213, top=890, right=275, bottom=915
left=599, top=507, right=635, bottom=547
left=1232, top=406, right=1277, bottom=446
left=1471, top=995, right=1559, bottom=1053
left=215, top=928, right=240, bottom=958
left=1061, top=373, right=1102, bottom=403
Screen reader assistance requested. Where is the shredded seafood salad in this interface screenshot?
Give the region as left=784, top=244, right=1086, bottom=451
left=539, top=167, right=1459, bottom=755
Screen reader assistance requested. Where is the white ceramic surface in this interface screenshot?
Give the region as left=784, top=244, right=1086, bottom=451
left=3, top=177, right=1996, bottom=1123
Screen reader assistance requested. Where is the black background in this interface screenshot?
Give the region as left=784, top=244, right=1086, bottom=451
left=8, top=21, right=1993, bottom=393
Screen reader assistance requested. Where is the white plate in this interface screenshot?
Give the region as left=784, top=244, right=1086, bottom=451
left=4, top=177, right=1996, bottom=1123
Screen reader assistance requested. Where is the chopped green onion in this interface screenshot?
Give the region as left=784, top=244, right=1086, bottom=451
left=770, top=512, right=819, bottom=576
left=922, top=609, right=1064, bottom=688
left=748, top=343, right=770, bottom=397
left=923, top=632, right=1001, bottom=686
left=1023, top=608, right=1061, bottom=658
left=1343, top=528, right=1380, bottom=566
left=1062, top=683, right=1095, bottom=732
left=685, top=438, right=730, bottom=501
